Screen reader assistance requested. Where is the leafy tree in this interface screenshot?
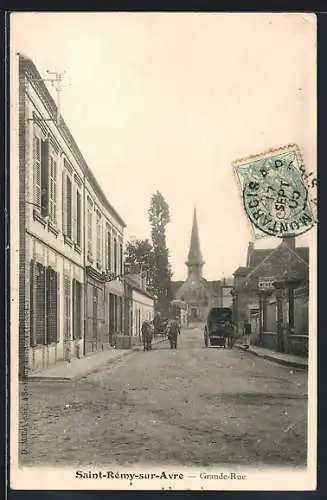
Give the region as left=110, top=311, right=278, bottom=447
left=148, top=191, right=173, bottom=313
left=124, top=238, right=155, bottom=292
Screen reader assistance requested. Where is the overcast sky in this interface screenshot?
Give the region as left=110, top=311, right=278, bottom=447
left=11, top=12, right=316, bottom=280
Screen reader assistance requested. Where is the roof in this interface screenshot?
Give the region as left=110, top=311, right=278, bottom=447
left=243, top=241, right=309, bottom=287
left=186, top=207, right=204, bottom=267
left=233, top=266, right=250, bottom=277
left=171, top=281, right=184, bottom=298
left=248, top=249, right=273, bottom=269
left=125, top=276, right=155, bottom=300
left=295, top=247, right=309, bottom=264
left=18, top=53, right=126, bottom=229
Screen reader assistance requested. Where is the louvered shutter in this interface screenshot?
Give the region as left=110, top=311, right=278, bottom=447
left=105, top=227, right=108, bottom=270
left=120, top=242, right=123, bottom=275
left=33, top=128, right=41, bottom=209
left=46, top=267, right=58, bottom=344
left=49, top=154, right=57, bottom=224
left=62, top=170, right=67, bottom=235
left=76, top=191, right=81, bottom=247
left=66, top=177, right=72, bottom=239
left=35, top=263, right=46, bottom=345
left=76, top=281, right=82, bottom=339
left=72, top=186, right=77, bottom=243
left=72, top=278, right=76, bottom=340
left=30, top=259, right=36, bottom=347
left=41, top=139, right=49, bottom=217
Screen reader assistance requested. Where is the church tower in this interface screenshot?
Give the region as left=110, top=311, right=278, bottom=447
left=185, top=207, right=205, bottom=281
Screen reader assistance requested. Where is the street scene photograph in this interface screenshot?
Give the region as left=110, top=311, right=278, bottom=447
left=10, top=12, right=316, bottom=491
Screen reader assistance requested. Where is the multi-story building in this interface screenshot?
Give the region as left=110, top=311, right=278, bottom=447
left=84, top=172, right=126, bottom=353
left=16, top=53, right=126, bottom=376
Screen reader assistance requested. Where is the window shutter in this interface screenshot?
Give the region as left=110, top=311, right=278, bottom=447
left=72, top=185, right=77, bottom=243
left=41, top=139, right=49, bottom=217
left=66, top=177, right=72, bottom=239
left=76, top=191, right=81, bottom=247
left=105, top=227, right=108, bottom=270
left=108, top=231, right=111, bottom=271
left=76, top=281, right=82, bottom=339
left=49, top=155, right=57, bottom=224
left=46, top=267, right=58, bottom=344
left=29, top=259, right=36, bottom=347
left=62, top=170, right=67, bottom=235
left=72, top=278, right=76, bottom=340
left=120, top=242, right=123, bottom=275
left=35, top=263, right=46, bottom=345
left=33, top=128, right=42, bottom=208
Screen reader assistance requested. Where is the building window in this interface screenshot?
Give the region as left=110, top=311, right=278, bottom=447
left=113, top=237, right=117, bottom=275
left=30, top=260, right=59, bottom=346
left=96, top=210, right=102, bottom=268
left=76, top=189, right=81, bottom=247
left=72, top=279, right=82, bottom=340
left=33, top=126, right=50, bottom=218
left=48, top=151, right=57, bottom=224
left=105, top=225, right=112, bottom=272
left=87, top=198, right=93, bottom=259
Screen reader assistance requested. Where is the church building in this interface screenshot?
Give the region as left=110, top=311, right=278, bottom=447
left=171, top=208, right=222, bottom=322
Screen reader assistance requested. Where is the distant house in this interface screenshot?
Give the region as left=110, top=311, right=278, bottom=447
left=232, top=237, right=309, bottom=356
left=123, top=264, right=154, bottom=345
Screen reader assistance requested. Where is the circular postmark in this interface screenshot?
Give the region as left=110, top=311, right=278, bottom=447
left=242, top=152, right=315, bottom=238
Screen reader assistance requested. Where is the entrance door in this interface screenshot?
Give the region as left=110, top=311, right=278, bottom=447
left=63, top=276, right=71, bottom=361
left=109, top=293, right=115, bottom=346
left=93, top=286, right=98, bottom=349
left=85, top=283, right=95, bottom=354
left=97, top=287, right=105, bottom=349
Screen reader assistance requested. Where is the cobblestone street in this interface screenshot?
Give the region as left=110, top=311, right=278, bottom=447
left=20, top=327, right=308, bottom=468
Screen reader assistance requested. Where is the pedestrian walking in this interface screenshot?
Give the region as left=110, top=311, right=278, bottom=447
left=167, top=318, right=180, bottom=349
left=243, top=319, right=251, bottom=349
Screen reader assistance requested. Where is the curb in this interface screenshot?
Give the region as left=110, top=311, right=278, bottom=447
left=235, top=345, right=308, bottom=370
left=28, top=337, right=170, bottom=382
left=28, top=349, right=136, bottom=382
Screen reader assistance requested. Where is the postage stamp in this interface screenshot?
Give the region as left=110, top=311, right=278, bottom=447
left=233, top=144, right=317, bottom=239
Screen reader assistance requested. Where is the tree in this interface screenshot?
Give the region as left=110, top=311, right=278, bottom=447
left=124, top=238, right=155, bottom=292
left=148, top=191, right=173, bottom=313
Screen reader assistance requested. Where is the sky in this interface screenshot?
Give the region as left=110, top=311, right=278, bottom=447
left=11, top=12, right=316, bottom=280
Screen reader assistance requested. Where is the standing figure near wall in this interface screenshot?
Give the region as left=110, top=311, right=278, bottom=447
left=141, top=320, right=153, bottom=351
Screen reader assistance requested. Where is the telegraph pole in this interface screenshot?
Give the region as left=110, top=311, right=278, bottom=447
left=44, top=70, right=66, bottom=126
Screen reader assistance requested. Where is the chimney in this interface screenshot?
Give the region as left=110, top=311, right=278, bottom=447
left=283, top=236, right=296, bottom=250
left=246, top=241, right=254, bottom=267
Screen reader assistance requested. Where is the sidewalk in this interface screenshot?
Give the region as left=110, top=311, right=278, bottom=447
left=28, top=335, right=168, bottom=382
left=235, top=343, right=308, bottom=370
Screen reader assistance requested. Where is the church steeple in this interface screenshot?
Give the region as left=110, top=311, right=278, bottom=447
left=186, top=206, right=205, bottom=279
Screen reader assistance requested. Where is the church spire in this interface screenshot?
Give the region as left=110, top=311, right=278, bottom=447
left=186, top=206, right=205, bottom=278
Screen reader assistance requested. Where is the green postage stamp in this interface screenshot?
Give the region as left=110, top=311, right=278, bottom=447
left=233, top=144, right=317, bottom=239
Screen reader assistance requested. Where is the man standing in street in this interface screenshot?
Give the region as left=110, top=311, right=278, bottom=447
left=243, top=319, right=251, bottom=349
left=167, top=317, right=180, bottom=349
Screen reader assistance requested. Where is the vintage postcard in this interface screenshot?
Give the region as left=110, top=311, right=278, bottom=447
left=9, top=12, right=317, bottom=491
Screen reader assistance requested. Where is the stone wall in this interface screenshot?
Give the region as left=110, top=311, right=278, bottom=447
left=261, top=332, right=308, bottom=357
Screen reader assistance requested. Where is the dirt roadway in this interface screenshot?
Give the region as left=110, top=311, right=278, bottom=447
left=20, top=327, right=308, bottom=467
